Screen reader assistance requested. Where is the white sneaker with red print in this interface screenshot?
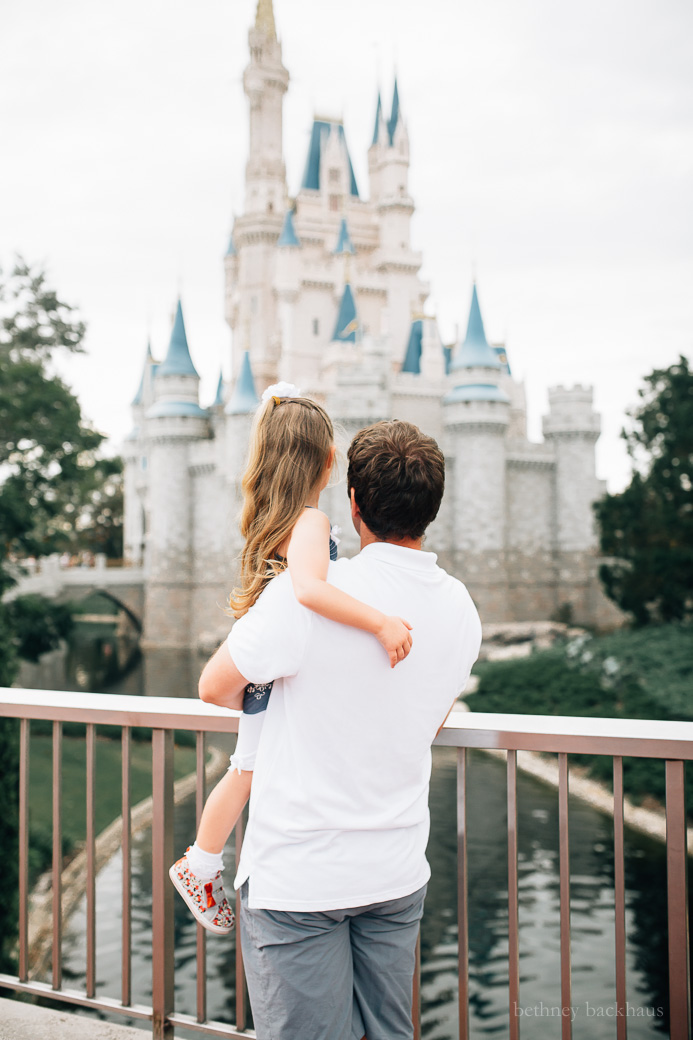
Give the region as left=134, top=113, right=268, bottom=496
left=169, top=849, right=235, bottom=935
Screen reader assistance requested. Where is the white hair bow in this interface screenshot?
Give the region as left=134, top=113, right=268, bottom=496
left=261, top=381, right=302, bottom=404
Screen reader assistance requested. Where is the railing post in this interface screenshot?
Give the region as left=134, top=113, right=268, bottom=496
left=121, top=726, right=132, bottom=1008
left=18, top=719, right=30, bottom=983
left=195, top=731, right=207, bottom=1025
left=558, top=752, right=572, bottom=1038
left=52, top=721, right=63, bottom=991
left=151, top=728, right=175, bottom=1040
left=665, top=760, right=690, bottom=1040
left=507, top=750, right=520, bottom=1040
left=235, top=809, right=247, bottom=1033
left=612, top=756, right=627, bottom=1038
left=457, top=747, right=469, bottom=1040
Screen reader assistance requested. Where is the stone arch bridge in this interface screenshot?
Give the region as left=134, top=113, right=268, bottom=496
left=6, top=556, right=145, bottom=630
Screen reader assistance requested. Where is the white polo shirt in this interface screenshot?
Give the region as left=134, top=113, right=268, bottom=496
left=228, top=541, right=482, bottom=911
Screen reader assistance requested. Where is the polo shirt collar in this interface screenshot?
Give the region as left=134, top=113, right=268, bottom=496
left=359, top=541, right=438, bottom=570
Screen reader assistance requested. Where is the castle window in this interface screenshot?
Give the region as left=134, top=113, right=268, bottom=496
left=329, top=195, right=340, bottom=211
left=141, top=456, right=147, bottom=470
left=312, top=319, right=319, bottom=336
left=329, top=168, right=340, bottom=184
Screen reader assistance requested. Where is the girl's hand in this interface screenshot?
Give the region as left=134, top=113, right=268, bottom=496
left=376, top=616, right=414, bottom=668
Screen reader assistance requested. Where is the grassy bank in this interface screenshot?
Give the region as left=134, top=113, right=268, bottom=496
left=28, top=731, right=198, bottom=884
left=466, top=623, right=692, bottom=810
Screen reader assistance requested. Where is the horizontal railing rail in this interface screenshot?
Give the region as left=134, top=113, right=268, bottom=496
left=0, top=688, right=690, bottom=1040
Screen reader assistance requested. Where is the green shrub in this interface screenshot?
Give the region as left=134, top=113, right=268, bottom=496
left=467, top=623, right=692, bottom=811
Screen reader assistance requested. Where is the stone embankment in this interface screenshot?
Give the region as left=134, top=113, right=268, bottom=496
left=27, top=745, right=228, bottom=976
left=479, top=620, right=586, bottom=662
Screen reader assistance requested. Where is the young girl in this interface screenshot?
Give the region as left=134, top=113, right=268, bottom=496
left=169, top=384, right=413, bottom=934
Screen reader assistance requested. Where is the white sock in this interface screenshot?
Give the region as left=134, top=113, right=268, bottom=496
left=185, top=841, right=224, bottom=881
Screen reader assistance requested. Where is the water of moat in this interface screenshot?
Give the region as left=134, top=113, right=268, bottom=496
left=25, top=623, right=681, bottom=1039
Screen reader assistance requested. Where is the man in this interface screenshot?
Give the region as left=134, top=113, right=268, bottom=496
left=199, top=420, right=481, bottom=1040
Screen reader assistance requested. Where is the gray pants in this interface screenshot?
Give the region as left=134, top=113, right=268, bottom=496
left=239, top=882, right=427, bottom=1040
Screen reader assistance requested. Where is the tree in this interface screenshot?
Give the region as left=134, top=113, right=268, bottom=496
left=595, top=355, right=693, bottom=624
left=0, top=259, right=114, bottom=968
left=70, top=456, right=124, bottom=559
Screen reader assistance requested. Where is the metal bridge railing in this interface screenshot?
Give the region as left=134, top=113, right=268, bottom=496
left=0, top=689, right=691, bottom=1040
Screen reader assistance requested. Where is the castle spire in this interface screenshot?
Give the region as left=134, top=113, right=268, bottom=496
left=213, top=370, right=225, bottom=408
left=450, top=284, right=502, bottom=372
left=333, top=217, right=355, bottom=256
left=401, top=319, right=423, bottom=374
left=332, top=283, right=359, bottom=343
left=255, top=0, right=276, bottom=39
left=278, top=208, right=301, bottom=247
left=371, top=92, right=384, bottom=146
left=244, top=0, right=288, bottom=215
left=388, top=79, right=401, bottom=144
left=158, top=300, right=199, bottom=378
left=132, top=339, right=154, bottom=406
left=226, top=351, right=260, bottom=414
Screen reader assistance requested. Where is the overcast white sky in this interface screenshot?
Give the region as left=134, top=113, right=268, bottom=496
left=2, top=0, right=692, bottom=490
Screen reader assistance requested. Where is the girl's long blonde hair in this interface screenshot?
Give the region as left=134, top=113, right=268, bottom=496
left=229, top=395, right=334, bottom=618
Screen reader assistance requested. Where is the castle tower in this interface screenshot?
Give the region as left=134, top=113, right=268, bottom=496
left=123, top=341, right=157, bottom=565
left=443, top=284, right=510, bottom=617
left=225, top=351, right=260, bottom=562
left=143, top=301, right=209, bottom=646
left=227, top=0, right=288, bottom=387
left=368, top=81, right=426, bottom=367
left=543, top=384, right=602, bottom=621
left=243, top=0, right=288, bottom=216
left=275, top=209, right=301, bottom=383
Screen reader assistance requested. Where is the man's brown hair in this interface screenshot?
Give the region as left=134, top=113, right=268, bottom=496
left=347, top=420, right=445, bottom=542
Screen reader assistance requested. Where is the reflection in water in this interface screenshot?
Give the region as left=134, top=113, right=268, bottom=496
left=422, top=750, right=672, bottom=1039
left=60, top=796, right=240, bottom=1039
left=34, top=643, right=682, bottom=1038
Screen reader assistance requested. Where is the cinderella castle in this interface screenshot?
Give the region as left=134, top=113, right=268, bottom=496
left=124, top=0, right=618, bottom=648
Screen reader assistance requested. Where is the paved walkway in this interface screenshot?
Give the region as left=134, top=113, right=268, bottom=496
left=0, top=998, right=146, bottom=1040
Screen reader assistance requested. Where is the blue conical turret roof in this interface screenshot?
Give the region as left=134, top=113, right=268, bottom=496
left=278, top=209, right=301, bottom=248
left=213, top=371, right=225, bottom=408
left=226, top=351, right=260, bottom=414
left=333, top=217, right=355, bottom=256
left=225, top=233, right=237, bottom=257
left=157, top=301, right=199, bottom=378
left=301, top=119, right=360, bottom=197
left=401, top=319, right=423, bottom=374
left=132, top=339, right=153, bottom=406
left=371, top=92, right=383, bottom=146
left=332, top=283, right=359, bottom=343
left=450, top=284, right=502, bottom=371
left=388, top=79, right=401, bottom=144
